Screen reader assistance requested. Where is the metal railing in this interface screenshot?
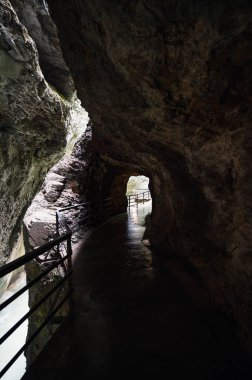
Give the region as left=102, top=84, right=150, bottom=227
left=56, top=201, right=93, bottom=237
left=0, top=198, right=114, bottom=378
left=0, top=232, right=72, bottom=378
left=127, top=190, right=151, bottom=209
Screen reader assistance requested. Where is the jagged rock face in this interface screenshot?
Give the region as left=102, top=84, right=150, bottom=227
left=0, top=0, right=69, bottom=276
left=23, top=128, right=93, bottom=364
left=11, top=0, right=75, bottom=99
left=48, top=1, right=252, bottom=349
left=24, top=127, right=93, bottom=250
left=86, top=158, right=134, bottom=216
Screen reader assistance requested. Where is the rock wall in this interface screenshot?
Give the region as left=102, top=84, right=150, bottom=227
left=0, top=0, right=252, bottom=363
left=24, top=126, right=92, bottom=249
left=47, top=0, right=252, bottom=351
left=86, top=159, right=133, bottom=217
left=11, top=0, right=75, bottom=100
left=0, top=0, right=69, bottom=295
left=23, top=126, right=92, bottom=364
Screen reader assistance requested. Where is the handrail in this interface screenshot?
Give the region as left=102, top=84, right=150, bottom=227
left=0, top=196, right=115, bottom=379
left=55, top=202, right=92, bottom=239
left=58, top=201, right=91, bottom=213
left=0, top=253, right=71, bottom=312
left=127, top=190, right=151, bottom=209
left=0, top=228, right=72, bottom=378
left=0, top=271, right=72, bottom=346
left=0, top=232, right=71, bottom=279
left=0, top=290, right=72, bottom=379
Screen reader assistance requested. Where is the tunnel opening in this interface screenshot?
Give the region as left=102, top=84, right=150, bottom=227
left=126, top=175, right=152, bottom=234
left=126, top=175, right=152, bottom=210
left=126, top=175, right=150, bottom=196
left=87, top=168, right=153, bottom=234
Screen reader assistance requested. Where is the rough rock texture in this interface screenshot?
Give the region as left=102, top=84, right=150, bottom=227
left=11, top=0, right=75, bottom=99
left=24, top=126, right=93, bottom=249
left=86, top=160, right=135, bottom=217
left=47, top=0, right=252, bottom=351
left=23, top=127, right=92, bottom=364
left=0, top=0, right=69, bottom=294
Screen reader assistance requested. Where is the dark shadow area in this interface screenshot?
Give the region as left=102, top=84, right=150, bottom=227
left=22, top=210, right=252, bottom=380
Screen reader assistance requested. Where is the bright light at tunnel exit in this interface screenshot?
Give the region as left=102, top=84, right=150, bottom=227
left=126, top=175, right=149, bottom=196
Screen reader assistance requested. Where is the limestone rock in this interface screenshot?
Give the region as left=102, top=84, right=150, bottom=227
left=23, top=128, right=91, bottom=365
left=47, top=0, right=252, bottom=351
left=23, top=126, right=92, bottom=251
left=0, top=0, right=69, bottom=271
left=42, top=172, right=65, bottom=202
left=11, top=0, right=75, bottom=100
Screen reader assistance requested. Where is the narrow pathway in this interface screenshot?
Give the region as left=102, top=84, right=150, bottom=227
left=23, top=204, right=250, bottom=379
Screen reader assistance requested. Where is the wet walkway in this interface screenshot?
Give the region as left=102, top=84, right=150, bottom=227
left=23, top=204, right=250, bottom=380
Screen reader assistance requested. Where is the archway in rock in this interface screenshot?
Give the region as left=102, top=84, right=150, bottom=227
left=126, top=175, right=152, bottom=235
left=126, top=175, right=152, bottom=212
left=87, top=163, right=153, bottom=218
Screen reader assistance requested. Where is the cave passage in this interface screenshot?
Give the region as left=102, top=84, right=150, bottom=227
left=22, top=207, right=249, bottom=380
left=126, top=175, right=152, bottom=218
left=1, top=0, right=252, bottom=378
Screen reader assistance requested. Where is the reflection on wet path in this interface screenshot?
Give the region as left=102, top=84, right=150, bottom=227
left=23, top=203, right=250, bottom=380
left=127, top=199, right=152, bottom=226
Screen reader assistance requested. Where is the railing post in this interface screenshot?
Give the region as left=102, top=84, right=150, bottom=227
left=56, top=212, right=60, bottom=256
left=67, top=235, right=73, bottom=316
left=56, top=212, right=59, bottom=235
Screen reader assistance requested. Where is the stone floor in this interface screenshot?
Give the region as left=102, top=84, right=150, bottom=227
left=23, top=203, right=251, bottom=379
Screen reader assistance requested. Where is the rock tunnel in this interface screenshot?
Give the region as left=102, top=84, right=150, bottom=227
left=0, top=0, right=252, bottom=379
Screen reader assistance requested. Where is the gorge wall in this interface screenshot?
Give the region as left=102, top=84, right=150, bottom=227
left=0, top=0, right=71, bottom=296
left=1, top=0, right=252, bottom=361
left=0, top=0, right=92, bottom=362
left=47, top=0, right=252, bottom=350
